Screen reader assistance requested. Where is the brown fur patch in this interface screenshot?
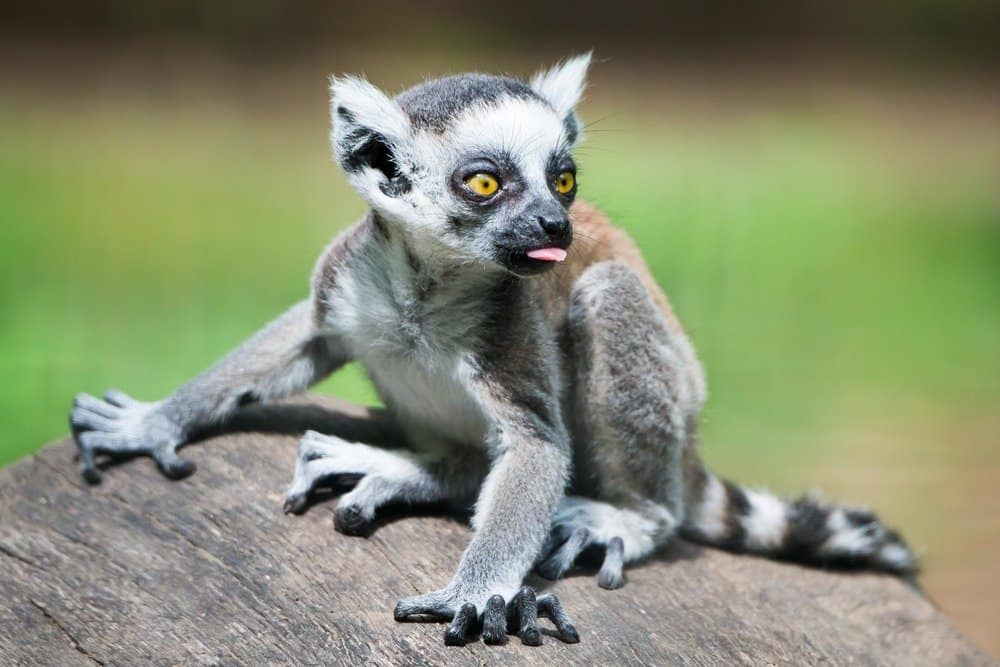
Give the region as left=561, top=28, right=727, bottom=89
left=537, top=200, right=685, bottom=333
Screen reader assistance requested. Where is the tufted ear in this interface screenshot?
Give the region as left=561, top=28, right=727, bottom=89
left=329, top=75, right=411, bottom=178
left=530, top=52, right=592, bottom=123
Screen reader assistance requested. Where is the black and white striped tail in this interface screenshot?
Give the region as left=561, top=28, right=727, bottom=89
left=681, top=470, right=917, bottom=576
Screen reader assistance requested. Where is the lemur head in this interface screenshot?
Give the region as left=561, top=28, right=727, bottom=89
left=330, top=54, right=591, bottom=276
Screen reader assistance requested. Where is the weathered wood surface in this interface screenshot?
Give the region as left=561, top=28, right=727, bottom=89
left=0, top=396, right=992, bottom=666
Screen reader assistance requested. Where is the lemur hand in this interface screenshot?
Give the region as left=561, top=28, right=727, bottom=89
left=70, top=390, right=190, bottom=484
left=394, top=585, right=579, bottom=646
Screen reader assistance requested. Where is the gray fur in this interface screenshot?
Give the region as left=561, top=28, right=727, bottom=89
left=396, top=74, right=544, bottom=132
left=70, top=54, right=916, bottom=648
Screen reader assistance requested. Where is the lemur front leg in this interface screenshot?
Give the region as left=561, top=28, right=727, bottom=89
left=393, top=369, right=580, bottom=646
left=283, top=430, right=486, bottom=535
left=70, top=300, right=346, bottom=483
left=537, top=260, right=704, bottom=589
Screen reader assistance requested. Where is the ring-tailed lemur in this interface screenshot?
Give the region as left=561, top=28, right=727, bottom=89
left=70, top=54, right=917, bottom=647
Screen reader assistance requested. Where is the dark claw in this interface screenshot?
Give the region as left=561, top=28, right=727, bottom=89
left=538, top=594, right=580, bottom=643
left=80, top=460, right=102, bottom=485
left=444, top=603, right=477, bottom=646
left=155, top=455, right=197, bottom=480
left=333, top=504, right=370, bottom=536
left=283, top=493, right=308, bottom=515
left=482, top=594, right=507, bottom=645
left=598, top=536, right=626, bottom=589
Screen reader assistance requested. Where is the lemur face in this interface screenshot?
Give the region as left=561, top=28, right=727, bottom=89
left=330, top=54, right=591, bottom=276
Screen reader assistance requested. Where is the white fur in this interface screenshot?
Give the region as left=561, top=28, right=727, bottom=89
left=321, top=236, right=493, bottom=451
left=408, top=95, right=570, bottom=214
left=821, top=509, right=878, bottom=556
left=553, top=496, right=669, bottom=561
left=877, top=542, right=914, bottom=570
left=741, top=489, right=787, bottom=550
left=692, top=473, right=728, bottom=541
left=329, top=75, right=410, bottom=147
left=530, top=53, right=592, bottom=119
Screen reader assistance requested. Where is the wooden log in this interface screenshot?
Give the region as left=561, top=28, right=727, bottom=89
left=0, top=396, right=992, bottom=666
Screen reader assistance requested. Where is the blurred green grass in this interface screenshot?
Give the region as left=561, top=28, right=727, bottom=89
left=0, top=95, right=997, bottom=482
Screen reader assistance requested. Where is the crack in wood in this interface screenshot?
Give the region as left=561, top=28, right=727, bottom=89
left=0, top=542, right=42, bottom=571
left=29, top=598, right=105, bottom=665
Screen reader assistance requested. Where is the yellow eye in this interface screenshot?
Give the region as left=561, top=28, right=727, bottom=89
left=555, top=171, right=575, bottom=195
left=464, top=173, right=500, bottom=197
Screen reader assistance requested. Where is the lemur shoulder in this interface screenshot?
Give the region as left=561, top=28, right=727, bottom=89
left=70, top=54, right=917, bottom=648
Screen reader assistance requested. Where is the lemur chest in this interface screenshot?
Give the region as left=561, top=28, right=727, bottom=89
left=328, top=271, right=491, bottom=447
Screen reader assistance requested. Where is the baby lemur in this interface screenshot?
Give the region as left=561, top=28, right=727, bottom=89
left=70, top=54, right=917, bottom=647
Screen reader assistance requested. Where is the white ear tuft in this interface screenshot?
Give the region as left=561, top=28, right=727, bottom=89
left=530, top=52, right=592, bottom=119
left=329, top=75, right=410, bottom=148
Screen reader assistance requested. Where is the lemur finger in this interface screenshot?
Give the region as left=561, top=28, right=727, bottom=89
left=509, top=586, right=542, bottom=646
left=70, top=409, right=117, bottom=433
left=103, top=389, right=138, bottom=408
left=443, top=603, right=477, bottom=646
left=537, top=594, right=580, bottom=643
left=73, top=393, right=122, bottom=419
left=77, top=447, right=101, bottom=485
left=298, top=430, right=349, bottom=461
left=481, top=594, right=508, bottom=645
left=597, top=536, right=626, bottom=590
left=394, top=592, right=452, bottom=622
left=537, top=526, right=591, bottom=580
left=151, top=445, right=196, bottom=480
left=77, top=430, right=121, bottom=452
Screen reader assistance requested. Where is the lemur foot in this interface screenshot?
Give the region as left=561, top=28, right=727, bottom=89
left=536, top=524, right=627, bottom=590
left=537, top=497, right=674, bottom=589
left=284, top=430, right=364, bottom=517
left=536, top=524, right=625, bottom=588
left=284, top=430, right=408, bottom=536
left=394, top=586, right=579, bottom=647
left=70, top=390, right=189, bottom=484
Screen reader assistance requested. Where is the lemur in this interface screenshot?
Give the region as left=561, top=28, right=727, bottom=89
left=70, top=54, right=917, bottom=647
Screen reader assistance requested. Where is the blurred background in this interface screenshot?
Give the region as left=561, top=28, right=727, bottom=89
left=1, top=0, right=997, bottom=656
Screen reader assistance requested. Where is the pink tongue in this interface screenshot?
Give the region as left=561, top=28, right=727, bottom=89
left=526, top=247, right=568, bottom=262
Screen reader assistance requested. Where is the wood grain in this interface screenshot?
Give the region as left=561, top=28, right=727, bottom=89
left=0, top=396, right=992, bottom=666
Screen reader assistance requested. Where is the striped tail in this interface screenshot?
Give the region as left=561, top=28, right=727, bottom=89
left=680, top=468, right=918, bottom=576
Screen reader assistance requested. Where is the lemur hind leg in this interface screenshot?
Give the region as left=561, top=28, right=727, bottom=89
left=539, top=260, right=703, bottom=589
left=284, top=430, right=486, bottom=535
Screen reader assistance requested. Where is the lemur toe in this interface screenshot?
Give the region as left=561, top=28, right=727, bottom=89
left=283, top=493, right=308, bottom=515
left=394, top=592, right=451, bottom=621
left=103, top=388, right=138, bottom=408
left=443, top=603, right=478, bottom=646
left=152, top=448, right=196, bottom=480
left=537, top=594, right=580, bottom=643
left=537, top=526, right=591, bottom=580
left=597, top=536, right=626, bottom=589
left=510, top=586, right=542, bottom=645
left=72, top=392, right=122, bottom=419
left=333, top=503, right=371, bottom=536
left=481, top=595, right=507, bottom=645
left=79, top=459, right=102, bottom=485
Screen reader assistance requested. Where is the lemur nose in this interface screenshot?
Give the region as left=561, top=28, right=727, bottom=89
left=538, top=216, right=570, bottom=238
